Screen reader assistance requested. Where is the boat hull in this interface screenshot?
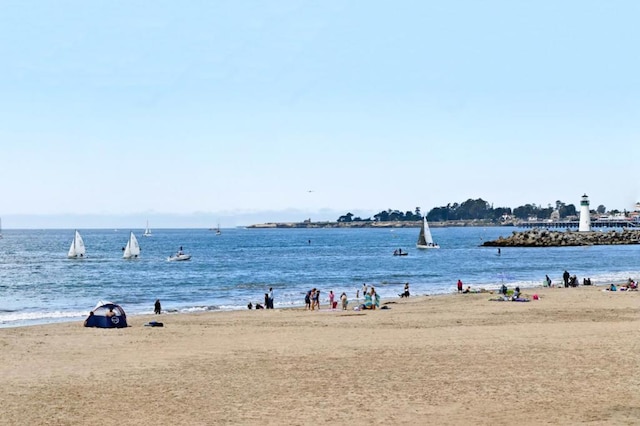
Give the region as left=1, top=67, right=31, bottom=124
left=416, top=244, right=440, bottom=249
left=167, top=254, right=191, bottom=261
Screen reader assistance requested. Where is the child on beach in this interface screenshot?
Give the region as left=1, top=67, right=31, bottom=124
left=329, top=291, right=335, bottom=309
left=341, top=292, right=348, bottom=310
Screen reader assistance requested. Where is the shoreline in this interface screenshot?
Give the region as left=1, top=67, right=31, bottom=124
left=0, top=277, right=626, bottom=330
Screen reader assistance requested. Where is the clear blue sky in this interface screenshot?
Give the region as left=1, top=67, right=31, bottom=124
left=1, top=1, right=639, bottom=228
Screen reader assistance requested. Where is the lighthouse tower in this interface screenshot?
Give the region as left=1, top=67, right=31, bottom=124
left=578, top=194, right=591, bottom=232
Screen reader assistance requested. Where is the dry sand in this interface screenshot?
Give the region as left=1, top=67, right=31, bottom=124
left=2, top=286, right=640, bottom=425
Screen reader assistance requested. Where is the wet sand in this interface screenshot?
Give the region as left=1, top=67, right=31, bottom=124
left=1, top=285, right=639, bottom=425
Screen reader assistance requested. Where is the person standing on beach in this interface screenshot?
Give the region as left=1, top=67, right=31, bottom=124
left=310, top=288, right=317, bottom=310
left=305, top=290, right=311, bottom=310
left=154, top=299, right=161, bottom=314
left=362, top=283, right=368, bottom=298
left=457, top=279, right=463, bottom=293
left=268, top=287, right=274, bottom=309
left=563, top=270, right=570, bottom=288
left=544, top=275, right=552, bottom=287
left=340, top=292, right=348, bottom=310
left=329, top=291, right=335, bottom=309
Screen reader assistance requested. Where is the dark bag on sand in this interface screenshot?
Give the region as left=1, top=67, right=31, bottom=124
left=145, top=321, right=164, bottom=327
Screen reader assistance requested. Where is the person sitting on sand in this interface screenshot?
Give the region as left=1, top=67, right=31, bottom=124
left=247, top=302, right=253, bottom=309
left=501, top=284, right=508, bottom=296
left=106, top=308, right=116, bottom=318
left=512, top=286, right=521, bottom=300
left=607, top=284, right=617, bottom=291
left=83, top=311, right=94, bottom=327
left=462, top=286, right=471, bottom=294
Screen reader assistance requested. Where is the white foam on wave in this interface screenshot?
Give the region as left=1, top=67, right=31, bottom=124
left=0, top=310, right=87, bottom=325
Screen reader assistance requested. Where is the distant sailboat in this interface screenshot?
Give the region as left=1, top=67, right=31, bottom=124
left=215, top=223, right=221, bottom=235
left=143, top=220, right=152, bottom=237
left=68, top=230, right=86, bottom=258
left=122, top=231, right=141, bottom=259
left=416, top=216, right=440, bottom=249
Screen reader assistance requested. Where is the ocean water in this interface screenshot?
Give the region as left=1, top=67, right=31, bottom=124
left=1, top=226, right=639, bottom=328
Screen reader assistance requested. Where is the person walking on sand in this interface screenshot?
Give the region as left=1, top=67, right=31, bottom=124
left=154, top=299, right=161, bottom=314
left=457, top=279, right=463, bottom=293
left=563, top=270, right=570, bottom=288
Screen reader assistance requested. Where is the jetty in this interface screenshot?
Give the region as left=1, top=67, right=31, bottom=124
left=482, top=228, right=640, bottom=247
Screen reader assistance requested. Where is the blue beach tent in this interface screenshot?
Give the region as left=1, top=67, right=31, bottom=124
left=84, top=300, right=128, bottom=328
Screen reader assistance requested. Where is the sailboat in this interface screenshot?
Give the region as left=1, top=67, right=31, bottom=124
left=68, top=230, right=86, bottom=258
left=122, top=231, right=141, bottom=259
left=215, top=223, right=221, bottom=235
left=416, top=216, right=440, bottom=249
left=143, top=220, right=152, bottom=237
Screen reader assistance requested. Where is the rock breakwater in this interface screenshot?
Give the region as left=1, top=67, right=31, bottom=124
left=482, top=229, right=640, bottom=247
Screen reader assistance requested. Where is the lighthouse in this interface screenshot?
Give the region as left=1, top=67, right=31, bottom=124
left=578, top=194, right=591, bottom=232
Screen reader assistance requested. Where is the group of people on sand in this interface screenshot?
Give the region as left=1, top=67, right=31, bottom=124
left=247, top=287, right=274, bottom=310
left=302, top=289, right=349, bottom=310
left=356, top=284, right=380, bottom=310
left=606, top=278, right=638, bottom=291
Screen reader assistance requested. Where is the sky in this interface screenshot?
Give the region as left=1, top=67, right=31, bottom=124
left=1, top=1, right=639, bottom=228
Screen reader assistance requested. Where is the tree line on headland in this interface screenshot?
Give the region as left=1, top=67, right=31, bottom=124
left=337, top=198, right=616, bottom=224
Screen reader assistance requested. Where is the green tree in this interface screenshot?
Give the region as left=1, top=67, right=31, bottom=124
left=337, top=213, right=353, bottom=222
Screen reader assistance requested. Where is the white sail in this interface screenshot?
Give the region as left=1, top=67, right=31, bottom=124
left=123, top=231, right=141, bottom=259
left=68, top=230, right=86, bottom=258
left=416, top=217, right=440, bottom=249
left=143, top=220, right=152, bottom=237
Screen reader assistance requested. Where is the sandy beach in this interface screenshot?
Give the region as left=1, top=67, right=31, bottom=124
left=2, top=285, right=640, bottom=425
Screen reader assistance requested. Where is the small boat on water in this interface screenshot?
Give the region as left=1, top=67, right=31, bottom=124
left=168, top=246, right=191, bottom=261
left=416, top=216, right=440, bottom=249
left=168, top=253, right=191, bottom=262
left=68, top=230, right=86, bottom=258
